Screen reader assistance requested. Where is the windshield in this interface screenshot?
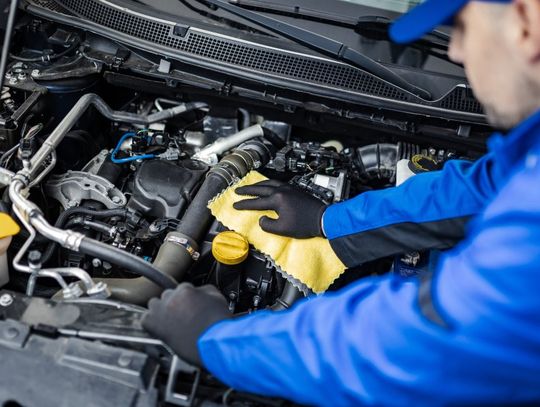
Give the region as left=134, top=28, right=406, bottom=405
left=339, top=0, right=423, bottom=13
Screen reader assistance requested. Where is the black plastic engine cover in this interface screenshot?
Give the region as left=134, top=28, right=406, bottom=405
left=128, top=160, right=207, bottom=219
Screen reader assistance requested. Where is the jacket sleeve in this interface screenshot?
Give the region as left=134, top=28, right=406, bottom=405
left=323, top=154, right=499, bottom=267
left=198, top=160, right=540, bottom=407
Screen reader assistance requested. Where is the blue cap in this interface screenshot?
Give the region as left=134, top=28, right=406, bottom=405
left=389, top=0, right=512, bottom=44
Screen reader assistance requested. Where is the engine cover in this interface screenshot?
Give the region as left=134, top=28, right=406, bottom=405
left=128, top=160, right=207, bottom=219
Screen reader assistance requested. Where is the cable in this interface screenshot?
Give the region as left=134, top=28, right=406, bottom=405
left=110, top=132, right=155, bottom=164
left=9, top=36, right=81, bottom=63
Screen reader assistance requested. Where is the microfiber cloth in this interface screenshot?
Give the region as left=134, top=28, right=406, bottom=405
left=207, top=171, right=347, bottom=294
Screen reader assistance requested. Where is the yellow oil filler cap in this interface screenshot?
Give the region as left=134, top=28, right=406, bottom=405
left=0, top=213, right=20, bottom=239
left=212, top=231, right=249, bottom=265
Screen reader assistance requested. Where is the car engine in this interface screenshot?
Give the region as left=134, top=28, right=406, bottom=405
left=0, top=17, right=489, bottom=407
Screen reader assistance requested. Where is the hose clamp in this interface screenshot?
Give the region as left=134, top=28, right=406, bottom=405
left=165, top=236, right=200, bottom=261
left=65, top=231, right=85, bottom=251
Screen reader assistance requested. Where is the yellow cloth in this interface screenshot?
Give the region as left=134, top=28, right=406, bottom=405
left=208, top=171, right=347, bottom=294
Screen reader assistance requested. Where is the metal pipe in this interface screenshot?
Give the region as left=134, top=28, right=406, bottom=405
left=193, top=124, right=264, bottom=164
left=0, top=167, right=14, bottom=187
left=11, top=204, right=92, bottom=296
left=27, top=151, right=56, bottom=189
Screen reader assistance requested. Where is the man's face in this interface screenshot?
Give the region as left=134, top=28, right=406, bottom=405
left=448, top=1, right=540, bottom=130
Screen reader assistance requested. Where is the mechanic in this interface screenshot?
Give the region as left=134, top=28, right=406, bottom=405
left=142, top=0, right=540, bottom=405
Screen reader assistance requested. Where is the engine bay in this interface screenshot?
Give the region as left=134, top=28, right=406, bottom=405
left=0, top=16, right=490, bottom=407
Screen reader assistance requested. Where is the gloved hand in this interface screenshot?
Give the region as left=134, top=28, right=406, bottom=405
left=233, top=180, right=327, bottom=239
left=142, top=283, right=232, bottom=366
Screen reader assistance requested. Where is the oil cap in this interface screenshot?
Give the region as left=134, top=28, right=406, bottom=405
left=212, top=231, right=249, bottom=266
left=0, top=213, right=20, bottom=239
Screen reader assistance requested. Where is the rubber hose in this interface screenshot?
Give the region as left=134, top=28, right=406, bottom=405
left=93, top=233, right=196, bottom=305
left=175, top=172, right=230, bottom=241
left=42, top=207, right=128, bottom=264
left=78, top=238, right=177, bottom=290
left=271, top=282, right=304, bottom=311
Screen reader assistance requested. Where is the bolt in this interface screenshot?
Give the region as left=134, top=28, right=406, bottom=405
left=87, top=282, right=111, bottom=299
left=0, top=294, right=13, bottom=307
left=92, top=258, right=102, bottom=268
left=118, top=354, right=132, bottom=367
left=62, top=282, right=83, bottom=300
left=112, top=196, right=122, bottom=204
left=31, top=69, right=40, bottom=78
left=28, top=250, right=42, bottom=269
left=253, top=295, right=261, bottom=308
left=4, top=327, right=19, bottom=339
left=17, top=72, right=27, bottom=81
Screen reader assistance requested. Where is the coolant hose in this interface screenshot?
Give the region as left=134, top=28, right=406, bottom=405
left=78, top=238, right=177, bottom=290
left=41, top=207, right=128, bottom=264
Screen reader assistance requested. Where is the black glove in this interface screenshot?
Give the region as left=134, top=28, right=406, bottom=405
left=233, top=180, right=327, bottom=239
left=142, top=283, right=232, bottom=366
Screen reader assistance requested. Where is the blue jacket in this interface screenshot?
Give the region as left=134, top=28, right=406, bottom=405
left=198, top=110, right=540, bottom=406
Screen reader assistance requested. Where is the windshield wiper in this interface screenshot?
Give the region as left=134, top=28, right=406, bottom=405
left=199, top=0, right=432, bottom=100
left=228, top=1, right=450, bottom=45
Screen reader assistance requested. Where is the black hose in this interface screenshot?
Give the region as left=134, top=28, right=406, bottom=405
left=175, top=150, right=258, bottom=240
left=41, top=207, right=128, bottom=264
left=175, top=172, right=230, bottom=241
left=262, top=127, right=286, bottom=149
left=271, top=282, right=304, bottom=311
left=10, top=37, right=81, bottom=63
left=78, top=238, right=177, bottom=290
left=65, top=218, right=115, bottom=236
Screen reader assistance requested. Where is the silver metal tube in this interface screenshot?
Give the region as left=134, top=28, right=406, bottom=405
left=193, top=124, right=264, bottom=163
left=27, top=151, right=56, bottom=188
left=30, top=214, right=85, bottom=251
left=27, top=270, right=69, bottom=296
left=43, top=267, right=94, bottom=290
left=11, top=204, right=94, bottom=294
left=0, top=167, right=14, bottom=187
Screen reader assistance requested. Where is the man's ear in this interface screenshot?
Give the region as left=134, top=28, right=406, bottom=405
left=513, top=0, right=540, bottom=63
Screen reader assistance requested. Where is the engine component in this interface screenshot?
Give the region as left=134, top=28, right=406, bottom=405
left=355, top=142, right=425, bottom=185
left=203, top=107, right=240, bottom=141
left=8, top=94, right=184, bottom=301
left=45, top=171, right=127, bottom=209
left=99, top=146, right=269, bottom=305
left=212, top=231, right=250, bottom=310
left=271, top=141, right=344, bottom=173
left=312, top=171, right=349, bottom=203
left=128, top=160, right=207, bottom=219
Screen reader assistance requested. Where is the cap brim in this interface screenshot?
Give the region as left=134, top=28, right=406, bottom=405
left=389, top=0, right=467, bottom=44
